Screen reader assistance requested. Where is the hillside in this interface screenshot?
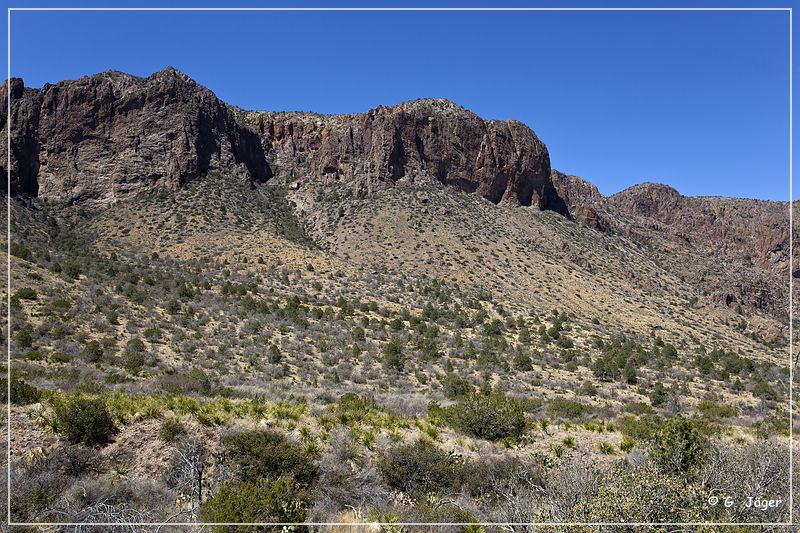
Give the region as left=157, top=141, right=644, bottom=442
left=1, top=69, right=795, bottom=529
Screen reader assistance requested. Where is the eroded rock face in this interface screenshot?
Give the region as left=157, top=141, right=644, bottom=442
left=1, top=68, right=269, bottom=206
left=551, top=174, right=796, bottom=316
left=247, top=99, right=554, bottom=208
left=1, top=69, right=557, bottom=210
left=609, top=183, right=797, bottom=276
left=550, top=170, right=607, bottom=230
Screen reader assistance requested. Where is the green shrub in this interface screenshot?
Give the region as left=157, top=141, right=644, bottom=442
left=440, top=372, right=473, bottom=399
left=222, top=430, right=317, bottom=486
left=547, top=398, right=593, bottom=421
left=513, top=352, right=533, bottom=371
left=619, top=414, right=662, bottom=441
left=378, top=439, right=461, bottom=494
left=698, top=399, right=737, bottom=419
left=200, top=478, right=309, bottom=528
left=14, top=287, right=37, bottom=300
left=53, top=397, right=116, bottom=446
left=649, top=383, right=668, bottom=407
left=14, top=328, right=33, bottom=348
left=752, top=380, right=778, bottom=401
left=159, top=418, right=187, bottom=442
left=650, top=415, right=707, bottom=478
left=81, top=340, right=104, bottom=363
left=382, top=337, right=405, bottom=372
left=122, top=351, right=145, bottom=373
left=63, top=262, right=81, bottom=279
left=573, top=465, right=709, bottom=522
left=11, top=379, right=41, bottom=405
left=619, top=435, right=637, bottom=452
left=597, top=442, right=617, bottom=455
left=335, top=392, right=376, bottom=424
left=622, top=402, right=655, bottom=416
left=443, top=393, right=527, bottom=441
left=577, top=381, right=598, bottom=397
left=10, top=242, right=30, bottom=260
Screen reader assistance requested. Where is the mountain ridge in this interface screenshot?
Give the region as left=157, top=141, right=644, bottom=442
left=1, top=67, right=796, bottom=314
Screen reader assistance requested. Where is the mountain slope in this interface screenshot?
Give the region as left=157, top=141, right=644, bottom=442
left=2, top=68, right=795, bottom=527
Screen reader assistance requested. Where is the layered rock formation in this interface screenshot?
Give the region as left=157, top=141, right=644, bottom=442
left=0, top=67, right=558, bottom=210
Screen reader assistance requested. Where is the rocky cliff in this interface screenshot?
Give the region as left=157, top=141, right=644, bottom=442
left=0, top=67, right=558, bottom=210
left=1, top=67, right=793, bottom=318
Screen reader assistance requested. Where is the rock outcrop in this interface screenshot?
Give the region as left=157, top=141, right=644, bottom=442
left=1, top=68, right=559, bottom=211
left=1, top=68, right=268, bottom=205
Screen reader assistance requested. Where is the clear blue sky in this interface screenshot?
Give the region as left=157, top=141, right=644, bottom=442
left=2, top=0, right=795, bottom=201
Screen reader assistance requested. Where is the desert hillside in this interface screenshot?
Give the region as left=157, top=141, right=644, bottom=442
left=1, top=69, right=795, bottom=529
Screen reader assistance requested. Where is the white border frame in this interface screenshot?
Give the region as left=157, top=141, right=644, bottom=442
left=5, top=4, right=794, bottom=529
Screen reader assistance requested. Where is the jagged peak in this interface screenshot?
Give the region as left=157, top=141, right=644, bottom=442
left=147, top=66, right=195, bottom=83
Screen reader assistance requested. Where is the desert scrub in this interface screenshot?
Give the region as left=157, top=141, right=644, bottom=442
left=159, top=417, right=187, bottom=442
left=547, top=398, right=594, bottom=421
left=331, top=392, right=409, bottom=431
left=49, top=396, right=116, bottom=446
left=222, top=429, right=318, bottom=486
left=378, top=439, right=462, bottom=495
left=651, top=415, right=708, bottom=478
left=0, top=378, right=41, bottom=405
left=200, top=478, right=309, bottom=528
left=572, top=465, right=711, bottom=523
left=43, top=390, right=303, bottom=428
left=433, top=392, right=528, bottom=441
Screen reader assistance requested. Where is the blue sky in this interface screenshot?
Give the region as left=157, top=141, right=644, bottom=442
left=2, top=0, right=795, bottom=201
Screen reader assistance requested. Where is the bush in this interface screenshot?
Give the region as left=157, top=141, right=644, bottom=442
left=698, top=399, right=737, bottom=419
left=335, top=392, right=376, bottom=424
left=122, top=351, right=145, bottom=373
left=650, top=415, right=707, bottom=478
left=14, top=328, right=33, bottom=348
left=81, top=340, right=104, bottom=363
left=200, top=478, right=309, bottom=528
left=53, top=397, right=116, bottom=446
left=649, top=383, right=668, bottom=407
left=159, top=418, right=187, bottom=442
left=513, top=352, right=533, bottom=371
left=619, top=414, right=662, bottom=441
left=547, top=398, right=593, bottom=421
left=14, top=287, right=37, bottom=300
left=51, top=444, right=101, bottom=476
left=222, top=430, right=317, bottom=486
left=382, top=337, right=405, bottom=372
left=440, top=372, right=473, bottom=399
left=10, top=379, right=41, bottom=405
left=443, top=393, right=527, bottom=441
left=573, top=465, right=709, bottom=523
left=10, top=242, right=30, bottom=260
left=378, top=440, right=461, bottom=495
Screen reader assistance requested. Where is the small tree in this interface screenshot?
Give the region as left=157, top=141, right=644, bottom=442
left=382, top=337, right=405, bottom=372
